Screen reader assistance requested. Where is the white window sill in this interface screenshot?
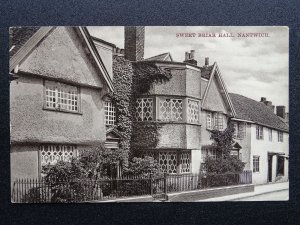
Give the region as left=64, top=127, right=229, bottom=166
left=43, top=107, right=83, bottom=115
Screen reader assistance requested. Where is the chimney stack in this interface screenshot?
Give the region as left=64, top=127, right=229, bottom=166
left=260, top=97, right=275, bottom=112
left=260, top=97, right=266, bottom=102
left=276, top=106, right=286, bottom=119
left=205, top=57, right=209, bottom=66
left=184, top=50, right=197, bottom=65
left=124, top=26, right=145, bottom=61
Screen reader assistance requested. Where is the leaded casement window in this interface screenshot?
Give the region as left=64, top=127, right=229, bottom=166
left=159, top=151, right=178, bottom=174
left=44, top=80, right=79, bottom=112
left=206, top=112, right=213, bottom=129
left=105, top=101, right=116, bottom=126
left=233, top=122, right=246, bottom=139
left=187, top=99, right=200, bottom=124
left=135, top=98, right=153, bottom=121
left=159, top=98, right=183, bottom=122
left=180, top=151, right=191, bottom=173
left=278, top=131, right=283, bottom=142
left=253, top=156, right=260, bottom=172
left=206, top=111, right=224, bottom=131
left=141, top=150, right=191, bottom=174
left=256, top=125, right=264, bottom=140
left=40, top=145, right=77, bottom=166
left=269, top=128, right=273, bottom=142
left=214, top=113, right=223, bottom=130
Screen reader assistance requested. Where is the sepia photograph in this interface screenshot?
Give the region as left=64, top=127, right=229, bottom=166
left=9, top=26, right=288, bottom=203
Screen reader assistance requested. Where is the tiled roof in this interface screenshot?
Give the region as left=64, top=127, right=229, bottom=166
left=229, top=93, right=288, bottom=132
left=200, top=65, right=214, bottom=80
left=144, top=52, right=172, bottom=61
left=9, top=27, right=40, bottom=57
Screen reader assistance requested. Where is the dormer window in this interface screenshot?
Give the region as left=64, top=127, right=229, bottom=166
left=105, top=101, right=116, bottom=126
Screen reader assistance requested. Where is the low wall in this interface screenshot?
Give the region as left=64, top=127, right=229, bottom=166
left=167, top=184, right=254, bottom=202
left=89, top=184, right=254, bottom=203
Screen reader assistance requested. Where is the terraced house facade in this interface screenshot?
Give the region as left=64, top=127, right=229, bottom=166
left=10, top=26, right=289, bottom=186
left=124, top=27, right=288, bottom=184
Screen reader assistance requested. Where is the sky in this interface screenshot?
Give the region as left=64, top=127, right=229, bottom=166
left=88, top=26, right=289, bottom=111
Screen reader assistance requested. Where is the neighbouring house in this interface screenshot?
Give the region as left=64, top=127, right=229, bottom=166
left=9, top=27, right=113, bottom=181
left=229, top=93, right=289, bottom=184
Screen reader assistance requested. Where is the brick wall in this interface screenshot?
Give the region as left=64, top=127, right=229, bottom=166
left=124, top=26, right=145, bottom=61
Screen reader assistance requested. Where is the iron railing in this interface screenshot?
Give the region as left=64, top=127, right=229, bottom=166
left=12, top=170, right=252, bottom=203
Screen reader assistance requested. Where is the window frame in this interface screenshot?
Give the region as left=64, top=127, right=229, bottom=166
left=141, top=150, right=191, bottom=174
left=206, top=111, right=224, bottom=131
left=269, top=128, right=273, bottom=142
left=256, top=125, right=264, bottom=140
left=39, top=145, right=78, bottom=170
left=278, top=131, right=284, bottom=142
left=253, top=155, right=260, bottom=173
left=233, top=122, right=246, bottom=139
left=43, top=80, right=81, bottom=114
left=135, top=97, right=154, bottom=121
left=158, top=97, right=183, bottom=122
left=104, top=101, right=116, bottom=126
left=187, top=98, right=200, bottom=124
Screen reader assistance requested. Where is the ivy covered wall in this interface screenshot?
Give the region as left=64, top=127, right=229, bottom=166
left=111, top=56, right=172, bottom=161
left=110, top=55, right=134, bottom=166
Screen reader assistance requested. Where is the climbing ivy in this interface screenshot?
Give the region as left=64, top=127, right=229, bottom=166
left=109, top=55, right=134, bottom=166
left=130, top=61, right=172, bottom=155
left=131, top=61, right=172, bottom=96
left=111, top=58, right=172, bottom=162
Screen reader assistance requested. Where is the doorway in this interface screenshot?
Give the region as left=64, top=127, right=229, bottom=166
left=268, top=154, right=273, bottom=182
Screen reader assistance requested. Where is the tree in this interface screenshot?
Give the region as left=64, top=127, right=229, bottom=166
left=205, top=122, right=245, bottom=174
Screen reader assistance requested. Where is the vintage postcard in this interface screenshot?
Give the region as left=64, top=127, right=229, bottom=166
left=9, top=26, right=288, bottom=202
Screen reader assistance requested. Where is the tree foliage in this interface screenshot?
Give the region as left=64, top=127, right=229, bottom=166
left=205, top=122, right=245, bottom=173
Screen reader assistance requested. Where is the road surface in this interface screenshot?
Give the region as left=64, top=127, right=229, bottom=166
left=234, top=189, right=288, bottom=201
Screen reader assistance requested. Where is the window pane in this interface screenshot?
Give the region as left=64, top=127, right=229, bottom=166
left=105, top=101, right=116, bottom=125
left=40, top=145, right=76, bottom=166
left=188, top=99, right=199, bottom=123
left=45, top=80, right=79, bottom=112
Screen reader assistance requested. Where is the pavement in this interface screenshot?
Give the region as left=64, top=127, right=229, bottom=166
left=197, top=181, right=289, bottom=201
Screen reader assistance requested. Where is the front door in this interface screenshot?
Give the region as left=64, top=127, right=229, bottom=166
left=268, top=155, right=273, bottom=182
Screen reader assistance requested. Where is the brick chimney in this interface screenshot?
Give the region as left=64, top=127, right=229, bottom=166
left=124, top=26, right=145, bottom=61
left=276, top=106, right=286, bottom=119
left=260, top=97, right=275, bottom=112
left=205, top=57, right=209, bottom=66
left=184, top=50, right=197, bottom=65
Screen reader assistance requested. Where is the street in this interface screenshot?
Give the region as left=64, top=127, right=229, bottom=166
left=234, top=189, right=289, bottom=201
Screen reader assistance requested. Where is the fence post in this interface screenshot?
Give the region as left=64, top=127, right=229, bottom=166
left=164, top=172, right=167, bottom=195
left=150, top=174, right=153, bottom=196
